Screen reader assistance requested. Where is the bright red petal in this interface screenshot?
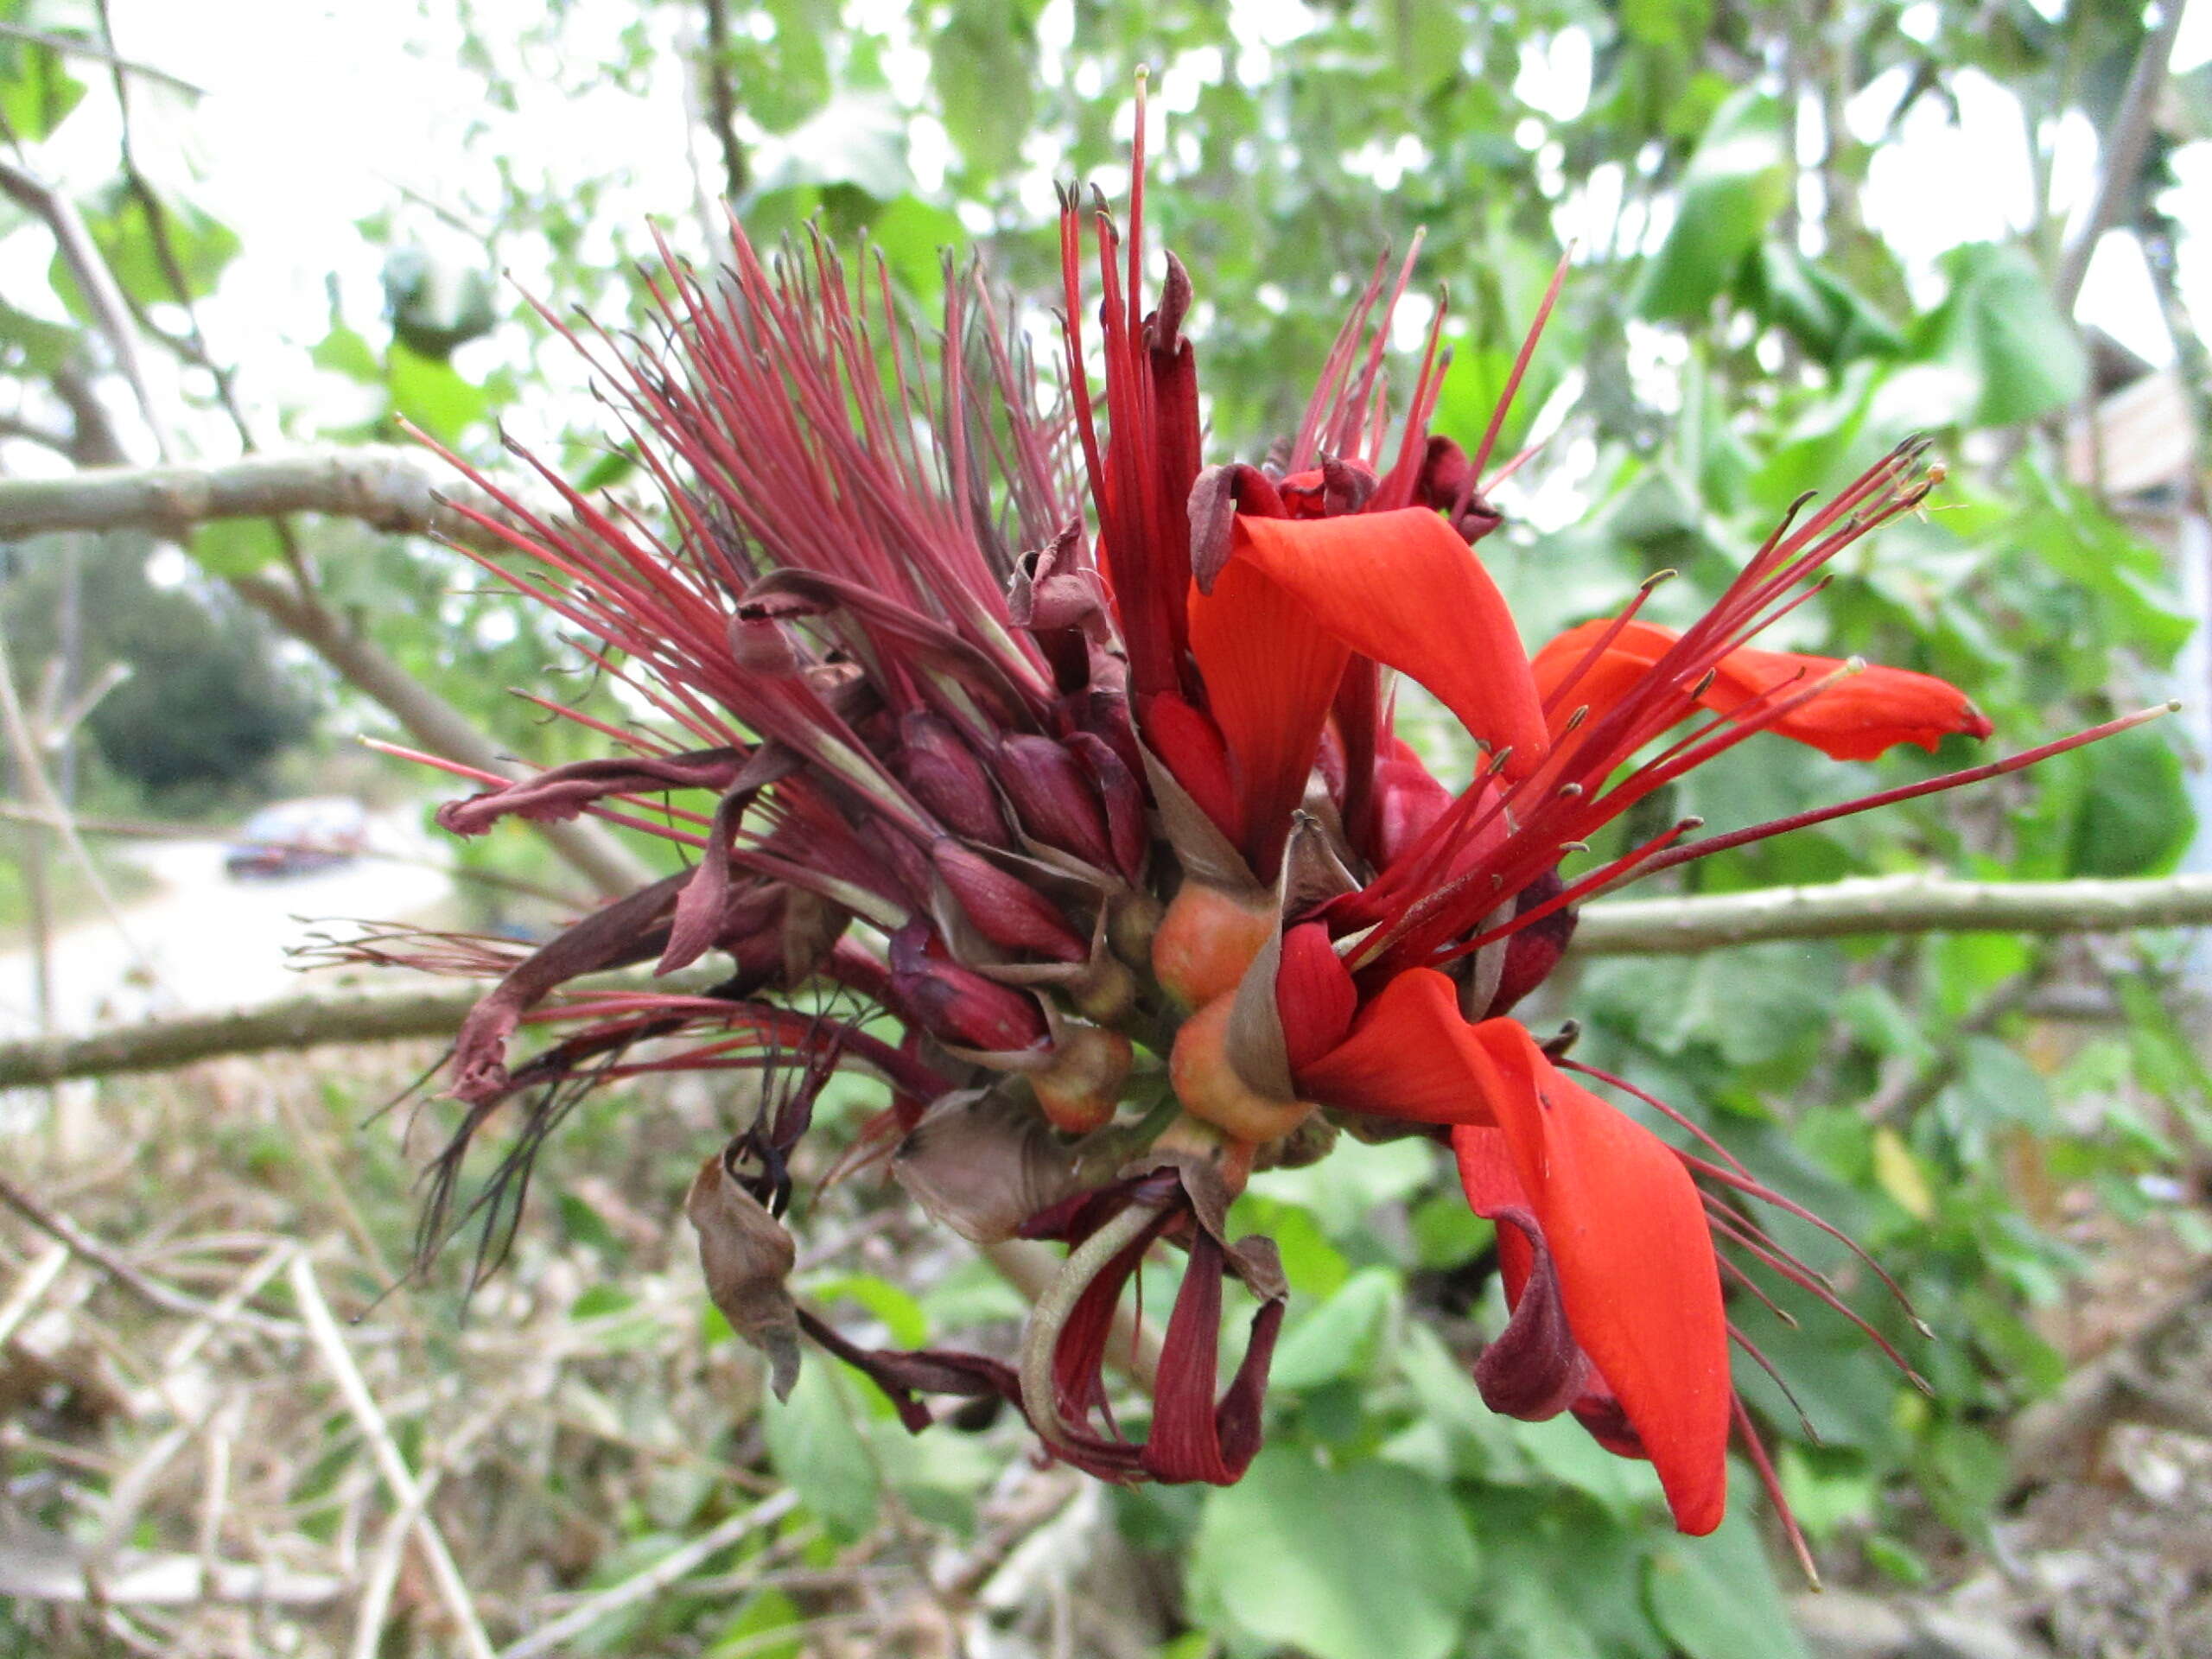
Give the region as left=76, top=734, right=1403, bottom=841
left=1294, top=967, right=1500, bottom=1124
left=1305, top=980, right=1733, bottom=1532
left=1186, top=558, right=1350, bottom=874
left=1230, top=510, right=1547, bottom=779
left=1531, top=618, right=1992, bottom=761
left=1467, top=1020, right=1732, bottom=1535
left=1709, top=643, right=1993, bottom=760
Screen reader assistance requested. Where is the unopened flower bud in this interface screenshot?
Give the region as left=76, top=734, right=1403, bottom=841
left=888, top=923, right=1048, bottom=1052
left=1168, top=993, right=1313, bottom=1147
left=1032, top=1025, right=1134, bottom=1135
left=931, top=840, right=1088, bottom=963
left=1067, top=730, right=1147, bottom=880
left=898, top=713, right=1014, bottom=849
left=996, top=734, right=1116, bottom=870
left=1152, top=881, right=1276, bottom=1009
left=728, top=614, right=804, bottom=674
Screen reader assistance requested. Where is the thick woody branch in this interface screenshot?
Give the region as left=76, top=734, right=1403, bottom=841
left=0, top=447, right=511, bottom=551
left=1, top=874, right=2206, bottom=1087
left=1571, top=872, right=2212, bottom=954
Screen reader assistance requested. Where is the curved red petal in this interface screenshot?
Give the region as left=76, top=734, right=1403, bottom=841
left=1708, top=644, right=1993, bottom=760
left=1230, top=509, right=1547, bottom=779
left=1531, top=618, right=1992, bottom=761
left=1186, top=558, right=1351, bottom=874
left=1294, top=967, right=1500, bottom=1124
left=1467, top=1019, right=1732, bottom=1535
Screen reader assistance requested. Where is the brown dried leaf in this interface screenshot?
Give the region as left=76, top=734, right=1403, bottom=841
left=684, top=1151, right=801, bottom=1402
left=893, top=1089, right=1082, bottom=1243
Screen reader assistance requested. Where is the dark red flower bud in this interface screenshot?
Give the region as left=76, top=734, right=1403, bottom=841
left=1484, top=869, right=1580, bottom=1019
left=1416, top=435, right=1503, bottom=544
left=896, top=713, right=1013, bottom=849
left=1275, top=923, right=1356, bottom=1075
left=1066, top=731, right=1147, bottom=880
left=1072, top=690, right=1145, bottom=783
left=997, top=733, right=1116, bottom=870
left=930, top=839, right=1088, bottom=963
left=887, top=923, right=1048, bottom=1052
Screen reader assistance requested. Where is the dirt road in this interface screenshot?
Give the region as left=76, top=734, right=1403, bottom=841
left=0, top=816, right=454, bottom=1040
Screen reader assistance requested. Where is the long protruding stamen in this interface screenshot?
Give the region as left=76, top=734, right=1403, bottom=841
left=1733, top=1395, right=1821, bottom=1588
left=1460, top=245, right=1572, bottom=506
left=1628, top=703, right=2181, bottom=883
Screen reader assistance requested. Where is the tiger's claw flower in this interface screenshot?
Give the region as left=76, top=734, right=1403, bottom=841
left=345, top=94, right=2161, bottom=1541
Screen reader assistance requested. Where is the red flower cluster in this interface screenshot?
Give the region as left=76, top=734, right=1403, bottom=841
left=378, top=119, right=2152, bottom=1545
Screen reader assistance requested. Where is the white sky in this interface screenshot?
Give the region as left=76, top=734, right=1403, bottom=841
left=5, top=0, right=2207, bottom=461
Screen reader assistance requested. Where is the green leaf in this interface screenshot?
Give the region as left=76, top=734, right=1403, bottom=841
left=1745, top=245, right=1903, bottom=365
left=1643, top=1494, right=1810, bottom=1659
left=804, top=1273, right=928, bottom=1349
left=385, top=341, right=488, bottom=443
left=56, top=184, right=240, bottom=311
left=187, top=519, right=283, bottom=576
left=1377, top=0, right=1462, bottom=97
left=1187, top=1446, right=1479, bottom=1659
left=763, top=1361, right=880, bottom=1541
left=1466, top=1488, right=1666, bottom=1659
left=0, top=34, right=83, bottom=143
left=0, top=298, right=77, bottom=374
left=1909, top=243, right=2087, bottom=428
left=708, top=1588, right=806, bottom=1659
left=932, top=0, right=1035, bottom=176
left=868, top=194, right=965, bottom=301
left=1664, top=943, right=1842, bottom=1068
left=1635, top=92, right=1789, bottom=321
left=310, top=324, right=382, bottom=385
left=1937, top=1035, right=2055, bottom=1135
left=2063, top=724, right=2193, bottom=877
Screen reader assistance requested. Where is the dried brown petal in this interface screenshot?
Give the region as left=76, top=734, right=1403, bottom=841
left=893, top=1088, right=1082, bottom=1243
left=685, top=1150, right=802, bottom=1402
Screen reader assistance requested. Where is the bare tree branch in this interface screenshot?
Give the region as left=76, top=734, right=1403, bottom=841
left=697, top=0, right=751, bottom=204
left=2052, top=0, right=2188, bottom=315
left=0, top=446, right=512, bottom=550
left=0, top=874, right=2206, bottom=1086
left=1571, top=871, right=2212, bottom=954
left=0, top=20, right=206, bottom=96
left=0, top=157, right=172, bottom=458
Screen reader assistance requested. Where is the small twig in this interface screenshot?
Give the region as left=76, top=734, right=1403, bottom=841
left=0, top=157, right=172, bottom=457
left=349, top=1403, right=505, bottom=1659
left=496, top=1489, right=800, bottom=1659
left=2050, top=0, right=2189, bottom=315
left=0, top=1169, right=292, bottom=1334
left=0, top=21, right=206, bottom=95
left=287, top=1255, right=496, bottom=1659
left=0, top=620, right=171, bottom=996
left=0, top=1241, right=68, bottom=1346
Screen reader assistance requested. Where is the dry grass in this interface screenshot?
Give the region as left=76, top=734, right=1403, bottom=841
left=0, top=1047, right=1165, bottom=1658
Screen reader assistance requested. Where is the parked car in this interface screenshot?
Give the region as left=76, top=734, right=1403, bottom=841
left=224, top=798, right=370, bottom=879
